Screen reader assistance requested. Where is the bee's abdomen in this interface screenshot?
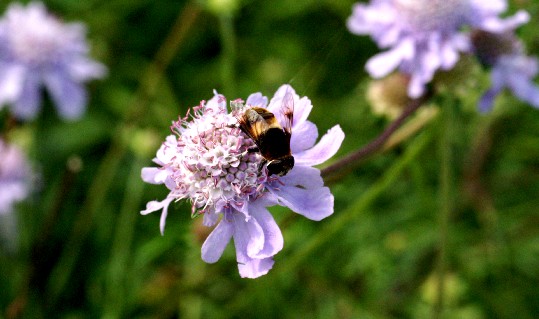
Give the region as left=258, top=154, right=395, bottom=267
left=260, top=128, right=292, bottom=159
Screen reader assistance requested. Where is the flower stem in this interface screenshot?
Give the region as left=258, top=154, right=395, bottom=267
left=45, top=3, right=200, bottom=306
left=433, top=96, right=457, bottom=318
left=287, top=129, right=433, bottom=270
left=463, top=113, right=500, bottom=244
left=102, top=158, right=146, bottom=319
left=321, top=96, right=427, bottom=181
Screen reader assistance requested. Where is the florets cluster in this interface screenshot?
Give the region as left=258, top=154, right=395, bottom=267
left=347, top=0, right=529, bottom=99
left=151, top=95, right=265, bottom=219
left=0, top=139, right=31, bottom=215
left=471, top=28, right=539, bottom=111
left=0, top=2, right=106, bottom=120
left=142, top=85, right=344, bottom=278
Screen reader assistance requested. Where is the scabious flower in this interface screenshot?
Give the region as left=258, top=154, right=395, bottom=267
left=141, top=84, right=345, bottom=278
left=0, top=2, right=106, bottom=121
left=472, top=28, right=539, bottom=112
left=0, top=138, right=32, bottom=251
left=0, top=138, right=31, bottom=215
left=347, top=0, right=529, bottom=98
left=367, top=73, right=411, bottom=119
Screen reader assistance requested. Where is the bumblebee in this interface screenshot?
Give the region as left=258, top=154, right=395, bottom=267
left=236, top=91, right=294, bottom=176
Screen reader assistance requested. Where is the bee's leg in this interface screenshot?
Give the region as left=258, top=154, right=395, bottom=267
left=257, top=159, right=267, bottom=173
left=238, top=145, right=258, bottom=158
left=247, top=146, right=259, bottom=153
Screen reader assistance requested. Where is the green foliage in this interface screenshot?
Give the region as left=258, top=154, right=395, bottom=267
left=2, top=0, right=539, bottom=318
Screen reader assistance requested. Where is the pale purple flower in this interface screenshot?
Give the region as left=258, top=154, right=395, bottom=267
left=0, top=139, right=31, bottom=215
left=347, top=0, right=529, bottom=98
left=141, top=84, right=345, bottom=278
left=478, top=54, right=539, bottom=112
left=0, top=138, right=32, bottom=252
left=0, top=2, right=106, bottom=121
left=472, top=28, right=539, bottom=112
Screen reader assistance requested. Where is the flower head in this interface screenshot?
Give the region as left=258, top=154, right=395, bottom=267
left=0, top=2, right=106, bottom=120
left=367, top=73, right=411, bottom=119
left=141, top=84, right=345, bottom=278
left=347, top=0, right=529, bottom=98
left=0, top=139, right=32, bottom=215
left=472, top=28, right=539, bottom=112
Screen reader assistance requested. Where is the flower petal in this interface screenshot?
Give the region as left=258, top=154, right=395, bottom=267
left=141, top=167, right=169, bottom=184
left=270, top=166, right=334, bottom=221
left=201, top=218, right=234, bottom=263
left=471, top=0, right=506, bottom=14
left=480, top=10, right=529, bottom=33
left=66, top=57, right=107, bottom=82
left=12, top=74, right=41, bottom=120
left=408, top=73, right=426, bottom=98
left=290, top=120, right=318, bottom=153
left=236, top=255, right=275, bottom=279
left=294, top=125, right=344, bottom=166
left=268, top=84, right=313, bottom=129
left=232, top=211, right=264, bottom=258
left=155, top=135, right=178, bottom=165
left=478, top=64, right=506, bottom=112
left=279, top=165, right=324, bottom=189
left=246, top=92, right=268, bottom=108
left=0, top=63, right=25, bottom=105
left=249, top=201, right=284, bottom=258
left=206, top=90, right=227, bottom=113
left=507, top=72, right=539, bottom=108
left=478, top=88, right=500, bottom=112
left=230, top=213, right=275, bottom=278
left=267, top=84, right=292, bottom=114
left=140, top=197, right=174, bottom=235
left=347, top=2, right=395, bottom=37
left=291, top=96, right=313, bottom=130
left=43, top=71, right=87, bottom=120
left=366, top=39, right=414, bottom=78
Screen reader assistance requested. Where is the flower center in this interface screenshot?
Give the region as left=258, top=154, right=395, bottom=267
left=7, top=9, right=68, bottom=64
left=168, top=104, right=266, bottom=216
left=394, top=0, right=468, bottom=33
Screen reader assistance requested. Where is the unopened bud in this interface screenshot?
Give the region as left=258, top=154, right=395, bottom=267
left=367, top=73, right=411, bottom=119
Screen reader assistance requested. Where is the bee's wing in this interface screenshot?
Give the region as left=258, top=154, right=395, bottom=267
left=280, top=90, right=294, bottom=137
left=237, top=108, right=271, bottom=144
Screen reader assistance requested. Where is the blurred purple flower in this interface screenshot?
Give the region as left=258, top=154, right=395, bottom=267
left=0, top=138, right=32, bottom=251
left=0, top=139, right=31, bottom=215
left=141, top=84, right=345, bottom=278
left=478, top=54, right=539, bottom=112
left=0, top=2, right=106, bottom=121
left=347, top=0, right=529, bottom=98
left=472, top=28, right=539, bottom=112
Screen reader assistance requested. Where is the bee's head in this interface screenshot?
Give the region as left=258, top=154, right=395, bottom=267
left=266, top=156, right=295, bottom=176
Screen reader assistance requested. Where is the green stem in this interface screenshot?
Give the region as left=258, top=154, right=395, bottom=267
left=433, top=97, right=456, bottom=318
left=102, top=158, right=146, bottom=319
left=286, top=130, right=433, bottom=270
left=178, top=225, right=207, bottom=319
left=218, top=13, right=237, bottom=97
left=46, top=128, right=128, bottom=304
left=322, top=97, right=427, bottom=182
left=228, top=129, right=433, bottom=314
left=45, top=4, right=200, bottom=305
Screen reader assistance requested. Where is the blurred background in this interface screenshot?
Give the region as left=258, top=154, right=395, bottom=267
left=1, top=0, right=539, bottom=318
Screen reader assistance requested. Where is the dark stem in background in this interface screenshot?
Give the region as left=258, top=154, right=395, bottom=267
left=43, top=3, right=201, bottom=309
left=433, top=95, right=457, bottom=319
left=6, top=157, right=82, bottom=319
left=321, top=96, right=427, bottom=181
